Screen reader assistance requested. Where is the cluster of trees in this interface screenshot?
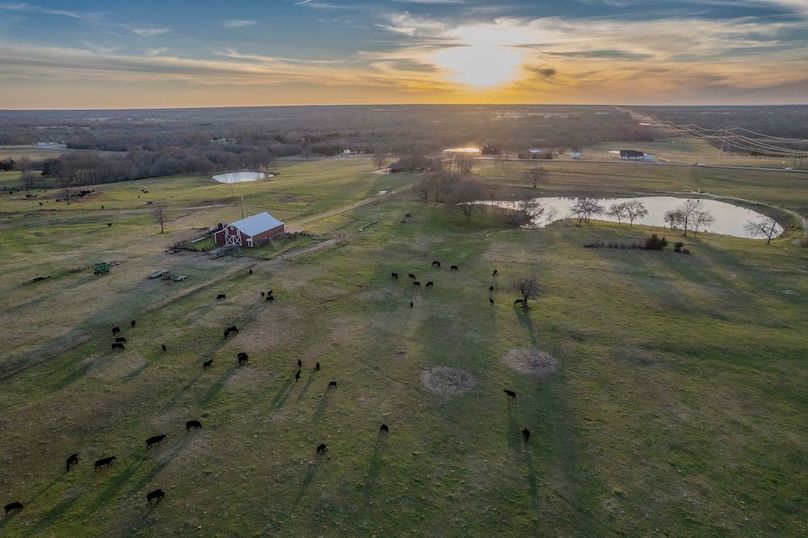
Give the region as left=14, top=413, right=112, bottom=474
left=663, top=199, right=715, bottom=236
left=607, top=200, right=649, bottom=224
left=744, top=215, right=781, bottom=244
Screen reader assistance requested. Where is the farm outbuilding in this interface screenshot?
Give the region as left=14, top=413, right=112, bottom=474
left=212, top=211, right=285, bottom=248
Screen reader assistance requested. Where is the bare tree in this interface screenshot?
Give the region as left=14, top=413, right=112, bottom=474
left=670, top=199, right=714, bottom=237
left=153, top=201, right=167, bottom=234
left=569, top=197, right=605, bottom=225
left=512, top=275, right=540, bottom=311
left=454, top=156, right=475, bottom=175
left=371, top=148, right=389, bottom=170
left=607, top=202, right=627, bottom=224
left=744, top=215, right=781, bottom=244
left=448, top=178, right=486, bottom=220
left=523, top=166, right=546, bottom=189
left=486, top=181, right=500, bottom=201
left=623, top=200, right=649, bottom=225
left=416, top=174, right=433, bottom=203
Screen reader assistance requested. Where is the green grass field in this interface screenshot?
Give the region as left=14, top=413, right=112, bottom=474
left=0, top=157, right=806, bottom=536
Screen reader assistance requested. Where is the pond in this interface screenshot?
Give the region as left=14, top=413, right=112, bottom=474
left=212, top=171, right=273, bottom=184
left=487, top=196, right=782, bottom=239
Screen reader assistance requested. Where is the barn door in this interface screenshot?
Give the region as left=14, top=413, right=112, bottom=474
left=225, top=227, right=242, bottom=246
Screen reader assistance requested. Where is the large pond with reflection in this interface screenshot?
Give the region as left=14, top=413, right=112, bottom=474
left=486, top=196, right=781, bottom=239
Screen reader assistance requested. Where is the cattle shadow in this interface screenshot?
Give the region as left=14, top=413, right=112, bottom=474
left=312, top=386, right=336, bottom=423
left=293, top=459, right=322, bottom=507
left=295, top=370, right=318, bottom=402
left=506, top=402, right=522, bottom=452
left=520, top=443, right=540, bottom=512
left=362, top=437, right=386, bottom=509
left=271, top=371, right=298, bottom=410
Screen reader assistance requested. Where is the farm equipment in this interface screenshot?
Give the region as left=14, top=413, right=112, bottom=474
left=93, top=262, right=110, bottom=276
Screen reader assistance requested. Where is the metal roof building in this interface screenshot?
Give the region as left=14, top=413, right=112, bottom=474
left=213, top=211, right=285, bottom=248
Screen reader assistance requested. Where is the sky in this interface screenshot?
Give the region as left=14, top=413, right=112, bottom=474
left=0, top=0, right=806, bottom=108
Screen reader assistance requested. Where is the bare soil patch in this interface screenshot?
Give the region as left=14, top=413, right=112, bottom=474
left=503, top=348, right=557, bottom=378
left=421, top=367, right=476, bottom=395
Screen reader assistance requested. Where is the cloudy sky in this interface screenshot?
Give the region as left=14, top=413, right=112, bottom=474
left=0, top=0, right=806, bottom=108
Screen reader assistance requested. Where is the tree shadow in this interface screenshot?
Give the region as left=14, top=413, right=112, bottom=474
left=312, top=387, right=336, bottom=423
left=506, top=401, right=522, bottom=452
left=293, top=459, right=323, bottom=507
left=515, top=308, right=539, bottom=347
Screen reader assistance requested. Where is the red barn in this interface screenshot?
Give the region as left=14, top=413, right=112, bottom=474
left=213, top=212, right=285, bottom=248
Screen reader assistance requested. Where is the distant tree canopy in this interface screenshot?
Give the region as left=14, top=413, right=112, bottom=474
left=1, top=105, right=662, bottom=186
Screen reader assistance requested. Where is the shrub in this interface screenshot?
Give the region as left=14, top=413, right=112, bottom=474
left=644, top=234, right=669, bottom=251
left=674, top=241, right=684, bottom=252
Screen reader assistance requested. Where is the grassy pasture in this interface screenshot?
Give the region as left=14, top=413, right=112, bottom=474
left=0, top=157, right=806, bottom=536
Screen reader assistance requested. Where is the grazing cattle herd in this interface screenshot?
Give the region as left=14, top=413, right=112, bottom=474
left=3, top=261, right=536, bottom=521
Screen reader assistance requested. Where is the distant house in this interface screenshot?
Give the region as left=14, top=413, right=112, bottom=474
left=619, top=149, right=645, bottom=160
left=212, top=211, right=285, bottom=248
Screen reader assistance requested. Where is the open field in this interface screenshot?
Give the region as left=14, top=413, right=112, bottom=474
left=584, top=137, right=800, bottom=169
left=1, top=157, right=806, bottom=536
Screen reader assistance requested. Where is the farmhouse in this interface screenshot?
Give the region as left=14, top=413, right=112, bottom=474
left=619, top=149, right=646, bottom=160
left=212, top=211, right=285, bottom=247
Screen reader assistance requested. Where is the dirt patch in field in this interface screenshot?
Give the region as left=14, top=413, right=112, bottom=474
left=421, top=367, right=476, bottom=396
left=503, top=348, right=557, bottom=378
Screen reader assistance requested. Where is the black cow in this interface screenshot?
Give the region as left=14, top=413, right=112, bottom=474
left=65, top=453, right=79, bottom=472
left=489, top=285, right=494, bottom=292
left=268, top=290, right=273, bottom=296
left=161, top=344, right=167, bottom=352
left=146, top=434, right=167, bottom=449
left=412, top=281, right=421, bottom=287
left=112, top=326, right=121, bottom=335
left=328, top=381, right=337, bottom=389
left=4, top=501, right=23, bottom=515
left=425, top=281, right=433, bottom=288
left=408, top=273, right=416, bottom=280
left=409, top=301, right=414, bottom=309
left=380, top=423, right=389, bottom=435
left=203, top=359, right=213, bottom=369
left=266, top=295, right=275, bottom=302
left=316, top=443, right=328, bottom=456
left=513, top=299, right=524, bottom=306
left=237, top=352, right=249, bottom=365
left=186, top=420, right=202, bottom=431
left=492, top=269, right=498, bottom=276
left=432, top=261, right=441, bottom=267
left=224, top=326, right=239, bottom=338
left=294, top=369, right=301, bottom=383
left=115, top=336, right=127, bottom=343
left=314, top=362, right=320, bottom=372
left=94, top=456, right=116, bottom=470
left=522, top=427, right=531, bottom=442
left=146, top=489, right=165, bottom=505
left=504, top=389, right=517, bottom=401
left=249, top=269, right=253, bottom=275
left=261, top=292, right=265, bottom=297
left=130, top=320, right=136, bottom=328
left=297, top=359, right=302, bottom=369
left=489, top=298, right=495, bottom=304
left=112, top=342, right=125, bottom=351
left=450, top=265, right=459, bottom=271
left=391, top=272, right=399, bottom=280
left=216, top=294, right=226, bottom=301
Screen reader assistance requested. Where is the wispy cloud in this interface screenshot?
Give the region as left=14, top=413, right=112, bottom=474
left=222, top=19, right=258, bottom=28
left=129, top=26, right=171, bottom=37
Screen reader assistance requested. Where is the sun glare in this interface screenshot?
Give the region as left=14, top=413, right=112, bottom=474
left=432, top=23, right=531, bottom=88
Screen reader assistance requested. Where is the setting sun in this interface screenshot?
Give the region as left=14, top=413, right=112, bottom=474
left=432, top=23, right=531, bottom=88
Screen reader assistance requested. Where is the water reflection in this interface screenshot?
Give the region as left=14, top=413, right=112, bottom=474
left=486, top=196, right=782, bottom=239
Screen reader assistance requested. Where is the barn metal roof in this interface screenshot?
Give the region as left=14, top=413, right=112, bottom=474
left=230, top=212, right=283, bottom=237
